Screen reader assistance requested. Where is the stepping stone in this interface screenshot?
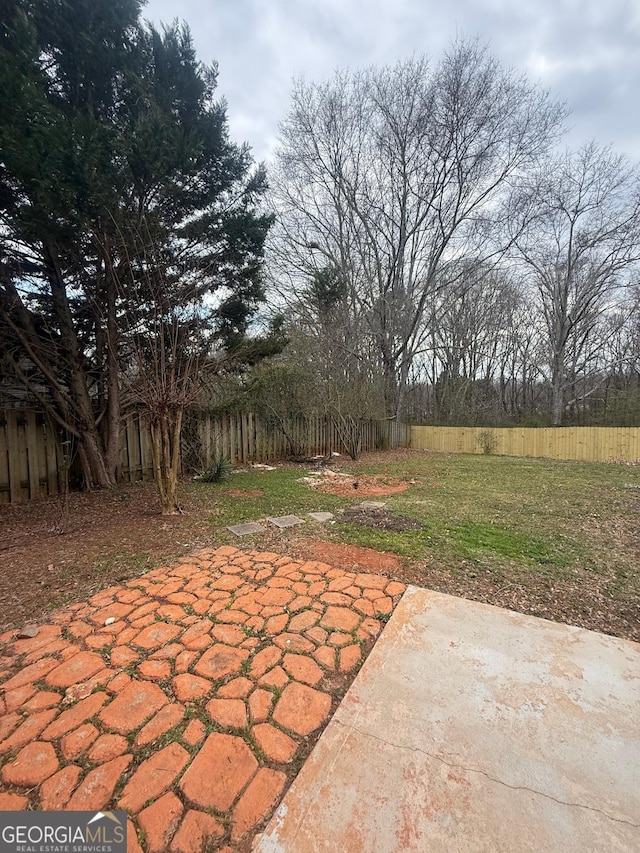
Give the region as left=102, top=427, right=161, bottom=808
left=227, top=522, right=267, bottom=536
left=308, top=512, right=334, bottom=523
left=357, top=501, right=386, bottom=510
left=267, top=515, right=305, bottom=528
left=17, top=625, right=40, bottom=639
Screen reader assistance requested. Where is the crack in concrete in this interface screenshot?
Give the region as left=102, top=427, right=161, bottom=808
left=333, top=718, right=640, bottom=829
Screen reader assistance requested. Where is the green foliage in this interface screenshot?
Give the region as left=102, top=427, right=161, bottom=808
left=244, top=357, right=319, bottom=418
left=0, top=0, right=274, bottom=491
left=196, top=457, right=232, bottom=484
left=220, top=315, right=289, bottom=368
left=308, top=267, right=347, bottom=321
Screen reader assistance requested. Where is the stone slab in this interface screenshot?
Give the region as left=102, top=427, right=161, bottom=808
left=226, top=522, right=267, bottom=536
left=16, top=625, right=40, bottom=639
left=357, top=501, right=386, bottom=510
left=307, top=512, right=334, bottom=523
left=266, top=516, right=305, bottom=529
left=256, top=587, right=640, bottom=853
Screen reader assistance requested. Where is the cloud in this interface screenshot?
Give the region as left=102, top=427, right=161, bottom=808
left=142, top=0, right=640, bottom=162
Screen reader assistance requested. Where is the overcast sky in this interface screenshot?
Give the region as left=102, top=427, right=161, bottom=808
left=143, top=0, right=640, bottom=164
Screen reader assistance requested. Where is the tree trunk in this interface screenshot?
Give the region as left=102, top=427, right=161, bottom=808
left=103, top=270, right=121, bottom=482
left=46, top=243, right=117, bottom=489
left=150, top=409, right=183, bottom=515
left=331, top=412, right=362, bottom=460
left=77, top=430, right=115, bottom=490
left=550, top=351, right=565, bottom=426
left=380, top=339, right=399, bottom=419
left=395, top=358, right=410, bottom=420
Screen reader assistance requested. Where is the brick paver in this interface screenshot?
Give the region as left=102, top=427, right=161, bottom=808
left=0, top=545, right=405, bottom=851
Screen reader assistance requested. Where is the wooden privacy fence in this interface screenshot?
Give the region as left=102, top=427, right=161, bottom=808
left=0, top=409, right=65, bottom=504
left=0, top=409, right=412, bottom=504
left=411, top=425, right=640, bottom=463
left=118, top=412, right=155, bottom=484
left=195, top=412, right=411, bottom=466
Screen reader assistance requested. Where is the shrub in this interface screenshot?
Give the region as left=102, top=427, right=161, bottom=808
left=195, top=456, right=232, bottom=483
left=477, top=429, right=498, bottom=455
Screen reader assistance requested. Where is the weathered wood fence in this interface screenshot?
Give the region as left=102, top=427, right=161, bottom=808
left=411, top=425, right=640, bottom=463
left=194, top=412, right=410, bottom=467
left=0, top=410, right=65, bottom=504
left=119, top=412, right=155, bottom=484
left=0, top=409, right=411, bottom=504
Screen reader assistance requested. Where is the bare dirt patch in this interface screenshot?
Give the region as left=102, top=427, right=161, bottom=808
left=302, top=540, right=403, bottom=574
left=309, top=473, right=411, bottom=497
left=223, top=488, right=265, bottom=498
left=0, top=481, right=214, bottom=631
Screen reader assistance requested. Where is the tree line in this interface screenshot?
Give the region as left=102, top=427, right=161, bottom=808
left=266, top=44, right=640, bottom=430
left=1, top=3, right=639, bottom=511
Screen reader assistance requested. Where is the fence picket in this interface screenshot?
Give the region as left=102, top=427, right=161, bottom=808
left=25, top=410, right=41, bottom=498
left=42, top=417, right=58, bottom=497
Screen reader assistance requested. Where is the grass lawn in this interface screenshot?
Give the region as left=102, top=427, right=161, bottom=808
left=193, top=450, right=639, bottom=641
left=1, top=449, right=638, bottom=641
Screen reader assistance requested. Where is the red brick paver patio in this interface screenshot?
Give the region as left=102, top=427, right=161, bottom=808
left=0, top=546, right=405, bottom=852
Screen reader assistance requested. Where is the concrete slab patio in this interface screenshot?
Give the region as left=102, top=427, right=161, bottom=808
left=256, top=586, right=640, bottom=853
left=0, top=546, right=405, bottom=852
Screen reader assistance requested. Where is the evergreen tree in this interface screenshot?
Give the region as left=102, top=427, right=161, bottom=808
left=0, top=0, right=273, bottom=504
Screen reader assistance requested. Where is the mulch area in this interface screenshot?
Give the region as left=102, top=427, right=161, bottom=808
left=0, top=545, right=405, bottom=852
left=342, top=505, right=424, bottom=531
left=302, top=541, right=404, bottom=576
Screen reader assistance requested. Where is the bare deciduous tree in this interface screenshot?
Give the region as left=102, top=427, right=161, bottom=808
left=271, top=38, right=566, bottom=417
left=510, top=142, right=640, bottom=424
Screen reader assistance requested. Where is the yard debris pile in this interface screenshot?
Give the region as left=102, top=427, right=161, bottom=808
left=298, top=469, right=411, bottom=497
left=341, top=505, right=423, bottom=532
